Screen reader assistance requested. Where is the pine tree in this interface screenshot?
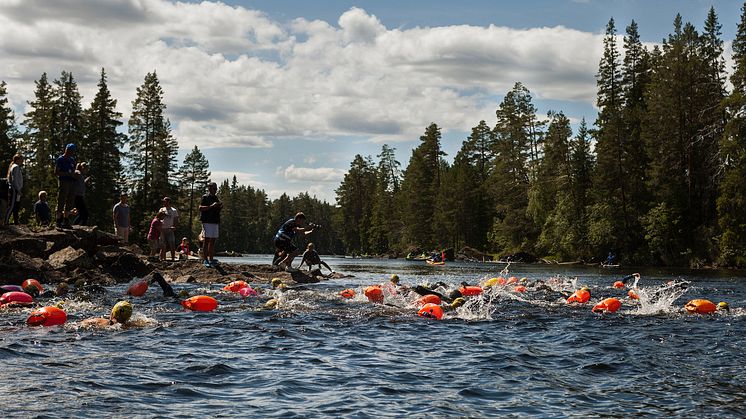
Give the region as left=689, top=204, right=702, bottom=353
left=54, top=71, right=84, bottom=153
left=589, top=18, right=629, bottom=259
left=368, top=144, right=402, bottom=253
left=177, top=145, right=210, bottom=241
left=23, top=73, right=58, bottom=196
left=335, top=154, right=376, bottom=253
left=718, top=2, right=746, bottom=265
left=0, top=81, right=17, bottom=169
left=399, top=123, right=444, bottom=248
left=488, top=83, right=541, bottom=253
left=84, top=68, right=125, bottom=227
left=128, top=71, right=178, bottom=238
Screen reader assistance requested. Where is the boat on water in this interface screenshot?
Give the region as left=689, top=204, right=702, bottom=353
left=426, top=260, right=445, bottom=266
left=405, top=253, right=430, bottom=261
left=600, top=263, right=620, bottom=268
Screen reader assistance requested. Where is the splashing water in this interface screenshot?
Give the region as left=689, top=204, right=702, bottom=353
left=629, top=280, right=691, bottom=315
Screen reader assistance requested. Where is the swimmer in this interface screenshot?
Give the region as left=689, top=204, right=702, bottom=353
left=80, top=301, right=134, bottom=328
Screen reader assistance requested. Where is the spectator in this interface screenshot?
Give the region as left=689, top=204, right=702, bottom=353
left=0, top=170, right=8, bottom=227
left=178, top=237, right=190, bottom=259
left=147, top=211, right=166, bottom=259
left=34, top=191, right=52, bottom=227
left=159, top=196, right=179, bottom=261
left=198, top=182, right=222, bottom=268
left=113, top=192, right=131, bottom=243
left=73, top=162, right=90, bottom=225
left=54, top=144, right=78, bottom=229
left=5, top=154, right=23, bottom=225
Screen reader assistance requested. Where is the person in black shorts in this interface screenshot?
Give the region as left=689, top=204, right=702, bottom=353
left=273, top=212, right=316, bottom=272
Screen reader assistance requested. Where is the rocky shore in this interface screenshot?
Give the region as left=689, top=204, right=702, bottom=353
left=0, top=225, right=346, bottom=288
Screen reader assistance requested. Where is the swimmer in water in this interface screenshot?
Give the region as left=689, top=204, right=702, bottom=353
left=80, top=301, right=134, bottom=328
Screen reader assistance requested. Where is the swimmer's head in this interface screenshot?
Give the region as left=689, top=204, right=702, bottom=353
left=110, top=301, right=133, bottom=324
left=264, top=299, right=278, bottom=309
left=581, top=286, right=590, bottom=292
left=55, top=282, right=70, bottom=297
left=717, top=301, right=730, bottom=312
left=178, top=289, right=190, bottom=299
left=271, top=278, right=283, bottom=289
left=390, top=274, right=400, bottom=284
left=451, top=297, right=466, bottom=309
left=448, top=290, right=463, bottom=300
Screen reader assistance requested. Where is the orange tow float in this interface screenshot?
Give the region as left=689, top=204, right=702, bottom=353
left=684, top=299, right=717, bottom=314
left=27, top=306, right=67, bottom=327
left=627, top=290, right=639, bottom=300
left=0, top=291, right=34, bottom=307
left=181, top=295, right=218, bottom=312
left=127, top=280, right=149, bottom=297
left=592, top=297, right=622, bottom=313
left=22, top=279, right=44, bottom=295
left=612, top=281, right=625, bottom=289
left=340, top=289, right=356, bottom=299
left=459, top=286, right=483, bottom=296
left=223, top=280, right=249, bottom=292
left=364, top=286, right=384, bottom=303
left=418, top=303, right=444, bottom=320
left=566, top=288, right=591, bottom=304
left=417, top=294, right=441, bottom=306
left=514, top=285, right=527, bottom=293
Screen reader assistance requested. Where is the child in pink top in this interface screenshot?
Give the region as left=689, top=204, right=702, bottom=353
left=148, top=211, right=166, bottom=258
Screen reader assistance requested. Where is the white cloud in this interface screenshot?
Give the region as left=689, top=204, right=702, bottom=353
left=211, top=170, right=266, bottom=188
left=0, top=1, right=610, bottom=151
left=283, top=165, right=346, bottom=183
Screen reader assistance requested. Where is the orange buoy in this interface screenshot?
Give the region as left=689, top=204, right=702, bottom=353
left=514, top=285, right=527, bottom=293
left=238, top=286, right=258, bottom=297
left=566, top=289, right=591, bottom=304
left=507, top=276, right=518, bottom=284
left=417, top=294, right=442, bottom=306
left=340, top=289, right=356, bottom=299
left=22, top=279, right=44, bottom=294
left=27, top=306, right=67, bottom=327
left=592, top=297, right=622, bottom=313
left=613, top=281, right=625, bottom=289
left=684, top=299, right=717, bottom=314
left=0, top=291, right=34, bottom=307
left=223, top=280, right=249, bottom=292
left=628, top=290, right=639, bottom=300
left=181, top=295, right=218, bottom=312
left=418, top=303, right=444, bottom=320
left=497, top=277, right=507, bottom=285
left=459, top=286, right=483, bottom=296
left=127, top=280, right=148, bottom=297
left=364, top=286, right=384, bottom=303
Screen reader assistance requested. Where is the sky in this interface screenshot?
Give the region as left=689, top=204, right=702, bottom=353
left=0, top=0, right=743, bottom=203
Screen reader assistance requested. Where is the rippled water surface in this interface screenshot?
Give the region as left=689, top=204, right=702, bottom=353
left=2, top=257, right=745, bottom=417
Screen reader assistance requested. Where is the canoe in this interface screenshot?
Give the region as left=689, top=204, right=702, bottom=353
left=426, top=260, right=445, bottom=266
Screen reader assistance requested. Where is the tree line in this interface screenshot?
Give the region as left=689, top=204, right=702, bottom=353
left=0, top=70, right=342, bottom=254
left=336, top=5, right=746, bottom=267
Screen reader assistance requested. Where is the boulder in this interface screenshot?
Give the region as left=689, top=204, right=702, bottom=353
left=11, top=250, right=52, bottom=272
left=0, top=236, right=47, bottom=259
left=107, top=252, right=153, bottom=280
left=48, top=246, right=93, bottom=270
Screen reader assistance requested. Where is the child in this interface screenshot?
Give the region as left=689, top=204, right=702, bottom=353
left=178, top=237, right=190, bottom=259
left=147, top=211, right=166, bottom=259
left=299, top=243, right=333, bottom=274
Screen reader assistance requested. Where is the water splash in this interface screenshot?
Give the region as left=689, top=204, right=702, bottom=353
left=629, top=280, right=691, bottom=316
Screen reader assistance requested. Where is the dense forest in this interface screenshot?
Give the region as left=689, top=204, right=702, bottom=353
left=0, top=69, right=342, bottom=254
left=335, top=5, right=746, bottom=267
left=4, top=5, right=746, bottom=266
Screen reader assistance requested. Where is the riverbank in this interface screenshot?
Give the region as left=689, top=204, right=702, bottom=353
left=0, top=225, right=346, bottom=288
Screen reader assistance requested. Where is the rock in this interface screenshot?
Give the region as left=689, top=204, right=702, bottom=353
left=11, top=250, right=51, bottom=272
left=175, top=275, right=196, bottom=283
left=95, top=229, right=124, bottom=247
left=0, top=236, right=47, bottom=259
left=108, top=252, right=153, bottom=280
left=49, top=246, right=93, bottom=270
left=457, top=246, right=493, bottom=262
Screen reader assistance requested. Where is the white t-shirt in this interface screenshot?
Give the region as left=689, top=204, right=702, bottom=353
left=159, top=206, right=178, bottom=229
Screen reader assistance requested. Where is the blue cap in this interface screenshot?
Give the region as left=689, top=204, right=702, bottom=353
left=66, top=143, right=77, bottom=151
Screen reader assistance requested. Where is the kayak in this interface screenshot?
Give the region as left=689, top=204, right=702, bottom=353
left=426, top=260, right=445, bottom=266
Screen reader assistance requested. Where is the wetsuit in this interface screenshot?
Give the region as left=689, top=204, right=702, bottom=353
left=274, top=218, right=298, bottom=253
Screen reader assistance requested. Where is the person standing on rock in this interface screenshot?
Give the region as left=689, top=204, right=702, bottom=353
left=273, top=212, right=316, bottom=272
left=113, top=192, right=131, bottom=243
left=0, top=174, right=8, bottom=227
left=5, top=154, right=23, bottom=225
left=148, top=210, right=166, bottom=259
left=34, top=191, right=52, bottom=227
left=73, top=162, right=90, bottom=225
left=54, top=144, right=78, bottom=229
left=199, top=182, right=222, bottom=268
left=158, top=196, right=179, bottom=262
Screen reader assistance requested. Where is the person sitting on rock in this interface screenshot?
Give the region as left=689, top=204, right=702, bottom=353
left=34, top=190, right=52, bottom=227
left=298, top=242, right=333, bottom=275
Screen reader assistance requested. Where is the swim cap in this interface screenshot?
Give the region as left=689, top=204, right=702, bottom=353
left=390, top=274, right=400, bottom=284
left=264, top=299, right=278, bottom=309
left=717, top=302, right=730, bottom=312
left=178, top=289, right=190, bottom=298
left=271, top=278, right=283, bottom=289
left=451, top=297, right=466, bottom=309
left=111, top=301, right=133, bottom=324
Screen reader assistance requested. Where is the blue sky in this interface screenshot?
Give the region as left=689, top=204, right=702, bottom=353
left=1, top=0, right=742, bottom=203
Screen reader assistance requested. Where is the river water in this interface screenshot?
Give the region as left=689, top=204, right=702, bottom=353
left=1, top=256, right=745, bottom=417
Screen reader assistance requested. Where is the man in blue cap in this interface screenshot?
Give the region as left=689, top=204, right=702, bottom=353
left=54, top=143, right=79, bottom=229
